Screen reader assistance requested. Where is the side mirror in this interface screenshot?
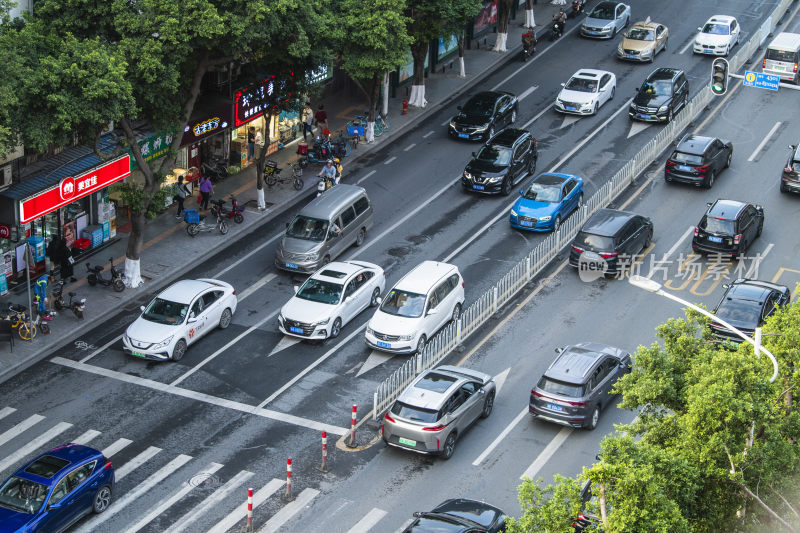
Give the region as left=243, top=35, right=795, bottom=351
left=722, top=284, right=730, bottom=289
left=471, top=152, right=477, bottom=157
left=790, top=145, right=797, bottom=150
left=560, top=82, right=566, bottom=87
left=345, top=296, right=353, bottom=302
left=555, top=347, right=564, bottom=354
left=697, top=27, right=702, bottom=32
left=139, top=305, right=145, bottom=312
left=329, top=230, right=339, bottom=238
left=187, top=317, right=198, bottom=323
left=293, top=285, right=300, bottom=293
left=706, top=202, right=713, bottom=207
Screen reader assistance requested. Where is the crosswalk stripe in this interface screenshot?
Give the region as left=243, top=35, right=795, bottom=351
left=0, top=407, right=16, bottom=421
left=256, top=487, right=320, bottom=533
left=125, top=462, right=224, bottom=533
left=164, top=470, right=255, bottom=533
left=347, top=508, right=388, bottom=533
left=102, top=438, right=133, bottom=458
left=206, top=478, right=284, bottom=533
left=115, top=446, right=162, bottom=480
left=393, top=518, right=414, bottom=533
left=0, top=414, right=45, bottom=448
left=72, top=429, right=101, bottom=445
left=73, top=453, right=193, bottom=533
left=0, top=421, right=72, bottom=473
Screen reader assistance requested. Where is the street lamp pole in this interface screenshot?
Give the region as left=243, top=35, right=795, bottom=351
left=628, top=275, right=779, bottom=383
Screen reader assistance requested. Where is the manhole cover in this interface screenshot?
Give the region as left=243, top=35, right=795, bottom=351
left=189, top=473, right=222, bottom=488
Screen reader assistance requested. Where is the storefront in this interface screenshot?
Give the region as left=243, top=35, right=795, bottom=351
left=180, top=101, right=233, bottom=178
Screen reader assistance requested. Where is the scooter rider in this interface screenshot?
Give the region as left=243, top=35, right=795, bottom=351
left=333, top=158, right=343, bottom=183
left=318, top=159, right=338, bottom=190
left=522, top=26, right=537, bottom=55
left=553, top=8, right=566, bottom=35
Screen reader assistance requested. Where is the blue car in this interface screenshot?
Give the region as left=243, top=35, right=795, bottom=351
left=509, top=173, right=584, bottom=231
left=0, top=444, right=114, bottom=533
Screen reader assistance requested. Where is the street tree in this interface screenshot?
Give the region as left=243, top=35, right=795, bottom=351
left=505, top=475, right=583, bottom=533
left=492, top=0, right=514, bottom=52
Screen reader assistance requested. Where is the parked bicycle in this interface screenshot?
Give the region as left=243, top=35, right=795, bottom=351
left=185, top=208, right=229, bottom=237
left=4, top=303, right=49, bottom=340
left=265, top=162, right=304, bottom=190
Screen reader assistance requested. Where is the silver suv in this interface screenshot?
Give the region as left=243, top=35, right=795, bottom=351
left=529, top=342, right=631, bottom=430
left=383, top=365, right=496, bottom=459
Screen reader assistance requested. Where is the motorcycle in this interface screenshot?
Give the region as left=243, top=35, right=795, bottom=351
left=569, top=0, right=585, bottom=18
left=210, top=196, right=245, bottom=224
left=304, top=135, right=335, bottom=164
left=316, top=176, right=338, bottom=197
left=521, top=34, right=537, bottom=61
left=51, top=278, right=86, bottom=319
left=86, top=257, right=125, bottom=292
left=551, top=20, right=564, bottom=40
left=201, top=156, right=228, bottom=182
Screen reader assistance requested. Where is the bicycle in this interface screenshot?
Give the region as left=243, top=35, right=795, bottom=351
left=346, top=115, right=367, bottom=148
left=186, top=208, right=229, bottom=237
left=266, top=163, right=304, bottom=190
left=4, top=303, right=48, bottom=340
left=375, top=111, right=391, bottom=134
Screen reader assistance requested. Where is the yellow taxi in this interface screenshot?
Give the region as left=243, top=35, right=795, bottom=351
left=617, top=18, right=669, bottom=62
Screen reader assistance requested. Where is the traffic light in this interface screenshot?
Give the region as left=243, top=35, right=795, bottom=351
left=711, top=58, right=729, bottom=95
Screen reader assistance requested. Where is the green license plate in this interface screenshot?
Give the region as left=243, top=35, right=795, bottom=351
left=131, top=351, right=147, bottom=358
left=398, top=437, right=416, bottom=447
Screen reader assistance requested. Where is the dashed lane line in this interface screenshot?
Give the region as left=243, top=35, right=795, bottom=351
left=384, top=156, right=397, bottom=165
left=0, top=414, right=45, bottom=448
left=423, top=130, right=434, bottom=138
left=520, top=426, right=572, bottom=480
left=472, top=407, right=527, bottom=466
left=404, top=143, right=416, bottom=151
left=79, top=334, right=122, bottom=363
left=357, top=170, right=377, bottom=184
left=748, top=121, right=782, bottom=161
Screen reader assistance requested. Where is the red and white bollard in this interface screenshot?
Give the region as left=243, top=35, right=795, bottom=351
left=347, top=405, right=357, bottom=447
left=282, top=458, right=293, bottom=501
left=244, top=487, right=254, bottom=532
left=320, top=431, right=329, bottom=472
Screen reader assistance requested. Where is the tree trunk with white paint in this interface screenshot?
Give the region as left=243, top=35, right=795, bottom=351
left=124, top=257, right=143, bottom=288
left=409, top=42, right=428, bottom=107
left=257, top=187, right=265, bottom=210
left=382, top=71, right=389, bottom=116
left=409, top=85, right=427, bottom=108
left=525, top=9, right=535, bottom=27
left=493, top=33, right=508, bottom=52
left=365, top=121, right=375, bottom=143
left=457, top=36, right=466, bottom=78
left=492, top=0, right=513, bottom=52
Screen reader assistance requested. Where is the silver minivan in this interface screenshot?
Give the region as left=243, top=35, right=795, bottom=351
left=763, top=32, right=800, bottom=84
left=274, top=185, right=373, bottom=274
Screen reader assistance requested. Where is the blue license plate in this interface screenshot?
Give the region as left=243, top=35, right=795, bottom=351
left=285, top=263, right=298, bottom=269
left=565, top=106, right=576, bottom=111
left=521, top=220, right=534, bottom=227
left=587, top=30, right=598, bottom=35
left=377, top=341, right=391, bottom=348
left=546, top=403, right=564, bottom=412
left=641, top=114, right=653, bottom=119
left=626, top=53, right=636, bottom=58
left=289, top=326, right=304, bottom=334
left=473, top=185, right=485, bottom=191
left=458, top=133, right=469, bottom=139
left=708, top=236, right=723, bottom=243
left=678, top=164, right=692, bottom=171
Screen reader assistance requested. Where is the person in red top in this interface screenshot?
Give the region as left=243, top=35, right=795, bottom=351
left=522, top=27, right=537, bottom=57
left=314, top=104, right=328, bottom=135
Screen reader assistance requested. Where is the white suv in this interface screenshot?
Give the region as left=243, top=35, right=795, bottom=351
left=365, top=261, right=465, bottom=354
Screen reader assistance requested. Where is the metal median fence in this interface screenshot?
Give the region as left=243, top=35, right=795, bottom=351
left=372, top=0, right=793, bottom=420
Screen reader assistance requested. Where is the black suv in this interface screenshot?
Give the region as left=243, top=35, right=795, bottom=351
left=462, top=128, right=538, bottom=195
left=449, top=91, right=518, bottom=141
left=691, top=199, right=764, bottom=258
left=710, top=279, right=790, bottom=343
left=629, top=68, right=689, bottom=123
left=665, top=134, right=733, bottom=188
left=780, top=143, right=800, bottom=194
left=530, top=342, right=632, bottom=430
left=569, top=208, right=653, bottom=276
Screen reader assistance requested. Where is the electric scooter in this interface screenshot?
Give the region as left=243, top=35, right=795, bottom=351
left=86, top=257, right=125, bottom=292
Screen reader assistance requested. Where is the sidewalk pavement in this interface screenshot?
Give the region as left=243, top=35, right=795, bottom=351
left=0, top=3, right=566, bottom=383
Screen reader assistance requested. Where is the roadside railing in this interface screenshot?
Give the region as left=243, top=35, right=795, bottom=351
left=372, top=0, right=793, bottom=419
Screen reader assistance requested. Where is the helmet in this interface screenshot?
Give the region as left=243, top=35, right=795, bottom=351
left=327, top=159, right=332, bottom=163
left=334, top=158, right=340, bottom=163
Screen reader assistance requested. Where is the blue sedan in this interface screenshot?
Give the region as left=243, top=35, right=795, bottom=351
left=0, top=444, right=114, bottom=532
left=509, top=173, right=584, bottom=231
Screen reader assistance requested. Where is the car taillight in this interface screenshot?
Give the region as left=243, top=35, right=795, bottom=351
left=461, top=281, right=465, bottom=288
left=568, top=400, right=586, bottom=406
left=531, top=389, right=544, bottom=397
left=104, top=461, right=113, bottom=470
left=384, top=413, right=395, bottom=423
left=571, top=245, right=584, bottom=253
left=233, top=290, right=237, bottom=295
left=694, top=226, right=699, bottom=236
left=734, top=233, right=742, bottom=244
left=694, top=164, right=710, bottom=172
left=600, top=252, right=618, bottom=259
left=665, top=160, right=676, bottom=167
left=423, top=424, right=446, bottom=432
left=795, top=63, right=798, bottom=73
left=762, top=58, right=766, bottom=68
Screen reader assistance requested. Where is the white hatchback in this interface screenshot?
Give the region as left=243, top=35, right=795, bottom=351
left=694, top=15, right=740, bottom=56
left=555, top=70, right=617, bottom=116
left=278, top=261, right=385, bottom=340
left=123, top=279, right=238, bottom=361
left=366, top=261, right=465, bottom=355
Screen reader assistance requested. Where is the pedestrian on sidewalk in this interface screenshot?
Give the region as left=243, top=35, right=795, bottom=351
left=54, top=238, right=76, bottom=282
left=302, top=102, right=314, bottom=141
left=247, top=127, right=256, bottom=162
left=314, top=104, right=328, bottom=135
left=174, top=176, right=189, bottom=219
left=198, top=175, right=214, bottom=210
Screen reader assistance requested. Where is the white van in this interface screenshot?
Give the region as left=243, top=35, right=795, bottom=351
left=763, top=32, right=800, bottom=84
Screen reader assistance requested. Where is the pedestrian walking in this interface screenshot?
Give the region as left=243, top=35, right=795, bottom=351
left=302, top=102, right=314, bottom=141
left=55, top=238, right=76, bottom=282
left=199, top=175, right=214, bottom=210
left=314, top=104, right=328, bottom=135
left=174, top=176, right=189, bottom=219
left=247, top=126, right=256, bottom=162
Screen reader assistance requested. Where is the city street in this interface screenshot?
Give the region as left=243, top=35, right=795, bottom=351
left=1, top=0, right=798, bottom=531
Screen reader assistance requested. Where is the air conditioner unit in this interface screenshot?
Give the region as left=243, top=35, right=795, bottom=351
left=0, top=165, right=12, bottom=187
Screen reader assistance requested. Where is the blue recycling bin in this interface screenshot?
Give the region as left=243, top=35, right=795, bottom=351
left=26, top=236, right=45, bottom=262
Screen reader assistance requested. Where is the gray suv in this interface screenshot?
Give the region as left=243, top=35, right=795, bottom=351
left=529, top=342, right=631, bottom=430
left=383, top=365, right=496, bottom=459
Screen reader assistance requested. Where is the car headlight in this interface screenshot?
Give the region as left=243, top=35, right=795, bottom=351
left=617, top=44, right=624, bottom=53
left=629, top=102, right=637, bottom=110
left=122, top=333, right=129, bottom=344
left=604, top=24, right=614, bottom=31
left=510, top=209, right=518, bottom=217
left=399, top=334, right=415, bottom=341
left=641, top=48, right=652, bottom=56
left=540, top=216, right=552, bottom=221
left=581, top=101, right=594, bottom=109
left=473, top=124, right=489, bottom=132
left=313, top=318, right=330, bottom=326
left=278, top=313, right=284, bottom=324
left=463, top=171, right=474, bottom=180
left=152, top=336, right=174, bottom=350
left=658, top=105, right=669, bottom=113
left=449, top=120, right=456, bottom=128
left=366, top=327, right=374, bottom=336
left=487, top=176, right=502, bottom=183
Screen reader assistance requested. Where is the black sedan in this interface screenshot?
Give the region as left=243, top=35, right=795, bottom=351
left=665, top=134, right=732, bottom=188
left=403, top=499, right=508, bottom=532
left=449, top=91, right=518, bottom=141
left=691, top=199, right=763, bottom=258
left=780, top=143, right=800, bottom=194
left=711, top=279, right=791, bottom=343
left=462, top=128, right=537, bottom=195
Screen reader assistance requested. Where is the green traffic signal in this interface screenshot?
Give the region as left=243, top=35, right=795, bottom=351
left=710, top=58, right=729, bottom=95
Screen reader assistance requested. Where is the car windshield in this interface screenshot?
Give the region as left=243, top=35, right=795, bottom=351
left=390, top=401, right=440, bottom=423
left=286, top=215, right=329, bottom=242
left=715, top=299, right=761, bottom=326
left=0, top=476, right=48, bottom=514
left=641, top=80, right=672, bottom=96
left=574, top=231, right=615, bottom=250
left=590, top=5, right=615, bottom=19
left=700, top=216, right=735, bottom=234
left=475, top=145, right=512, bottom=165
left=380, top=289, right=426, bottom=318
left=295, top=278, right=343, bottom=305
left=142, top=297, right=188, bottom=325
left=565, top=77, right=598, bottom=93
left=538, top=377, right=585, bottom=397
left=767, top=48, right=796, bottom=62
left=463, top=96, right=495, bottom=116
left=628, top=28, right=655, bottom=41
left=523, top=182, right=561, bottom=202
left=671, top=151, right=703, bottom=165
left=702, top=23, right=730, bottom=35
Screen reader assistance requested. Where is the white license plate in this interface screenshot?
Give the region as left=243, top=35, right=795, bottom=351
left=520, top=220, right=534, bottom=227
left=398, top=437, right=416, bottom=447
left=289, top=326, right=304, bottom=334
left=583, top=251, right=601, bottom=260
left=285, top=262, right=298, bottom=269
left=131, top=351, right=147, bottom=358
left=458, top=133, right=469, bottom=139
left=377, top=341, right=391, bottom=348
left=708, top=236, right=723, bottom=243
left=473, top=185, right=485, bottom=191
left=546, top=403, right=564, bottom=412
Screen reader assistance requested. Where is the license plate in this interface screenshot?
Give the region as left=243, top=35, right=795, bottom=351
left=583, top=251, right=601, bottom=260
left=626, top=53, right=636, bottom=58
left=775, top=65, right=786, bottom=71
left=377, top=341, right=391, bottom=348
left=131, top=351, right=147, bottom=358
left=641, top=114, right=653, bottom=119
left=546, top=403, right=564, bottom=412
left=521, top=220, right=534, bottom=227
left=587, top=30, right=598, bottom=35
left=289, top=326, right=304, bottom=334
left=473, top=185, right=485, bottom=191
left=458, top=133, right=469, bottom=139
left=285, top=262, right=298, bottom=269
left=678, top=164, right=692, bottom=171
left=708, top=236, right=723, bottom=243
left=704, top=47, right=713, bottom=51
left=565, top=106, right=576, bottom=111
left=398, top=437, right=416, bottom=447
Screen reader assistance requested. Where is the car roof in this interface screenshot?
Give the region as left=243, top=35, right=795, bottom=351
left=311, top=261, right=376, bottom=281
left=676, top=134, right=715, bottom=154
left=393, top=261, right=459, bottom=295
left=545, top=342, right=628, bottom=384
left=468, top=91, right=506, bottom=103
left=706, top=15, right=736, bottom=25
left=647, top=67, right=682, bottom=81
left=631, top=20, right=660, bottom=30
left=534, top=173, right=573, bottom=186
left=572, top=69, right=611, bottom=79
left=430, top=499, right=505, bottom=528
left=158, top=279, right=225, bottom=304
left=596, top=1, right=620, bottom=8
left=707, top=199, right=747, bottom=219
left=581, top=208, right=638, bottom=237
left=17, top=444, right=101, bottom=482
left=769, top=32, right=800, bottom=50
left=490, top=128, right=529, bottom=146
left=298, top=184, right=367, bottom=220
left=400, top=370, right=465, bottom=410
left=727, top=279, right=788, bottom=301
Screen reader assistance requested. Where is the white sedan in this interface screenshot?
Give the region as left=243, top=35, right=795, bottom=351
left=555, top=69, right=617, bottom=116
left=278, top=261, right=385, bottom=340
left=123, top=279, right=238, bottom=361
left=693, top=15, right=740, bottom=56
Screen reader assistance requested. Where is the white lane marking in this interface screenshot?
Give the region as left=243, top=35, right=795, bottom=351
left=357, top=170, right=377, bottom=185
left=357, top=350, right=395, bottom=377
left=472, top=407, right=527, bottom=466
left=520, top=426, right=572, bottom=480
left=444, top=207, right=508, bottom=262
left=256, top=487, right=320, bottom=533
left=74, top=454, right=193, bottom=533
left=268, top=335, right=303, bottom=357
left=115, top=446, right=162, bottom=480
left=665, top=227, right=695, bottom=262
left=165, top=470, right=254, bottom=533
left=0, top=422, right=72, bottom=473
left=101, top=438, right=132, bottom=458
left=518, top=85, right=539, bottom=101
left=207, top=478, right=285, bottom=533
left=0, top=407, right=16, bottom=421
left=384, top=156, right=397, bottom=165
left=748, top=243, right=774, bottom=278
left=645, top=226, right=694, bottom=278
left=51, top=357, right=348, bottom=435
left=404, top=143, right=416, bottom=152
left=72, top=429, right=101, bottom=445
left=748, top=121, right=782, bottom=161
left=521, top=104, right=554, bottom=130
left=237, top=273, right=277, bottom=302
left=423, top=130, right=434, bottom=138
left=560, top=115, right=581, bottom=129
left=0, top=414, right=45, bottom=448
left=214, top=232, right=284, bottom=278
left=394, top=519, right=415, bottom=533
left=257, top=325, right=367, bottom=408
left=125, top=462, right=224, bottom=533
left=679, top=39, right=695, bottom=54
left=627, top=120, right=652, bottom=138
left=347, top=507, right=388, bottom=533
left=441, top=118, right=451, bottom=127
left=79, top=335, right=122, bottom=363
left=493, top=368, right=511, bottom=395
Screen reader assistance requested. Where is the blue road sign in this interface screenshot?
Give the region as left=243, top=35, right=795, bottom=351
left=743, top=71, right=780, bottom=91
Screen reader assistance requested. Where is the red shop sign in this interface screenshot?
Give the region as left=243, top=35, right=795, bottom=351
left=0, top=224, right=10, bottom=239
left=19, top=155, right=130, bottom=224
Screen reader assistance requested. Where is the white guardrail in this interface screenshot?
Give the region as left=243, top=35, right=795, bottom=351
left=372, top=0, right=794, bottom=420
